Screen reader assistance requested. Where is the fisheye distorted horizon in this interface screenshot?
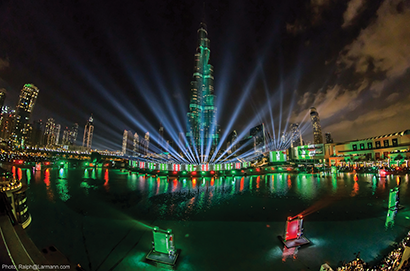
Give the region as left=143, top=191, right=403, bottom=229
left=0, top=0, right=409, bottom=156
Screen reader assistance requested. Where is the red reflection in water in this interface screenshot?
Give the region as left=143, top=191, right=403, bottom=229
left=210, top=178, right=214, bottom=186
left=354, top=174, right=358, bottom=182
left=240, top=177, right=244, bottom=192
left=287, top=175, right=292, bottom=189
left=397, top=176, right=401, bottom=186
left=156, top=178, right=161, bottom=195
left=172, top=179, right=178, bottom=192
left=17, top=168, right=22, bottom=180
left=44, top=169, right=50, bottom=186
left=351, top=181, right=359, bottom=197
left=104, top=169, right=109, bottom=191
left=12, top=166, right=16, bottom=179
left=192, top=178, right=197, bottom=189
left=44, top=169, right=54, bottom=201
left=256, top=176, right=260, bottom=189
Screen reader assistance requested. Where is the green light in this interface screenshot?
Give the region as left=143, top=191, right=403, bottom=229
left=231, top=170, right=235, bottom=174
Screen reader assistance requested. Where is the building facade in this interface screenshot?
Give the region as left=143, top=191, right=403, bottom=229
left=82, top=115, right=94, bottom=149
left=186, top=22, right=219, bottom=160
left=310, top=107, right=323, bottom=144
left=326, top=130, right=410, bottom=165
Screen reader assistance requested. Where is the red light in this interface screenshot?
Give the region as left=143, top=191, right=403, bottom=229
left=256, top=168, right=260, bottom=172
left=287, top=168, right=291, bottom=171
left=104, top=163, right=109, bottom=167
left=241, top=170, right=244, bottom=173
left=192, top=171, right=196, bottom=175
left=15, top=160, right=23, bottom=164
left=44, top=162, right=50, bottom=165
left=157, top=170, right=160, bottom=173
left=169, top=236, right=173, bottom=241
left=173, top=171, right=177, bottom=174
left=271, top=167, right=274, bottom=170
left=89, top=163, right=94, bottom=167
left=210, top=171, right=215, bottom=174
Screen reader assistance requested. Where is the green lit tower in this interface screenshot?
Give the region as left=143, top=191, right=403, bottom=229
left=186, top=22, right=218, bottom=161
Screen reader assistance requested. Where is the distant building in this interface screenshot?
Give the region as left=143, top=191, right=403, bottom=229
left=122, top=130, right=134, bottom=155
left=0, top=111, right=15, bottom=141
left=62, top=126, right=70, bottom=145
left=325, top=132, right=333, bottom=144
left=30, top=119, right=44, bottom=147
left=226, top=130, right=237, bottom=154
left=44, top=118, right=56, bottom=146
left=82, top=115, right=94, bottom=149
left=159, top=124, right=164, bottom=152
left=310, top=107, right=323, bottom=144
left=250, top=123, right=266, bottom=152
left=290, top=123, right=303, bottom=147
left=54, top=124, right=61, bottom=145
left=12, top=84, right=39, bottom=148
left=0, top=88, right=6, bottom=110
left=70, top=123, right=78, bottom=145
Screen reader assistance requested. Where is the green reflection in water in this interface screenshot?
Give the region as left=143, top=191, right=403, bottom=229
left=56, top=178, right=70, bottom=202
left=332, top=174, right=337, bottom=193
left=26, top=169, right=31, bottom=185
left=84, top=169, right=89, bottom=179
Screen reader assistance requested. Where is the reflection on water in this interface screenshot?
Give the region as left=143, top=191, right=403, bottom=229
left=44, top=169, right=54, bottom=201
left=385, top=208, right=396, bottom=229
left=13, top=167, right=410, bottom=223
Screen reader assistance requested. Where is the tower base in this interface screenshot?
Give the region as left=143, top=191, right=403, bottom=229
left=146, top=249, right=180, bottom=267
left=278, top=235, right=311, bottom=248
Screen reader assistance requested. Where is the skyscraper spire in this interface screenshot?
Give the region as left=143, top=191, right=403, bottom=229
left=310, top=107, right=323, bottom=144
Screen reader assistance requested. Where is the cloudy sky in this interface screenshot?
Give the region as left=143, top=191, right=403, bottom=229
left=0, top=0, right=409, bottom=150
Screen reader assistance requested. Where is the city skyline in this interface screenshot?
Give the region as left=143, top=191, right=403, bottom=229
left=0, top=0, right=409, bottom=151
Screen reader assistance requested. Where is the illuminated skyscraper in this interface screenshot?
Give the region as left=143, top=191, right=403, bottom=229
left=186, top=22, right=218, bottom=161
left=12, top=84, right=39, bottom=148
left=310, top=107, right=323, bottom=144
left=82, top=115, right=94, bottom=149
left=70, top=123, right=78, bottom=144
left=54, top=124, right=61, bottom=145
left=44, top=118, right=55, bottom=146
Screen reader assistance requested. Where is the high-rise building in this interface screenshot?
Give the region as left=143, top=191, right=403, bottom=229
left=82, top=115, right=94, bottom=149
left=159, top=124, right=164, bottom=152
left=31, top=120, right=44, bottom=147
left=62, top=126, right=71, bottom=145
left=122, top=130, right=134, bottom=155
left=12, top=84, right=39, bottom=148
left=250, top=123, right=266, bottom=151
left=70, top=123, right=79, bottom=145
left=186, top=22, right=219, bottom=160
left=325, top=132, right=333, bottom=144
left=133, top=132, right=139, bottom=155
left=310, top=107, right=323, bottom=144
left=226, top=130, right=237, bottom=154
left=0, top=88, right=6, bottom=110
left=44, top=118, right=56, bottom=146
left=144, top=132, right=150, bottom=155
left=290, top=123, right=303, bottom=148
left=54, top=124, right=61, bottom=145
left=0, top=108, right=14, bottom=141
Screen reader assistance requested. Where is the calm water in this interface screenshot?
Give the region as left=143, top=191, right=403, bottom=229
left=13, top=166, right=410, bottom=270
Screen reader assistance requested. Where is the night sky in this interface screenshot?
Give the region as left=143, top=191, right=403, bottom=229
left=0, top=0, right=409, bottom=151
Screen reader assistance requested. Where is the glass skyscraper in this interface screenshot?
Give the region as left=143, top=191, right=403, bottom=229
left=310, top=107, right=323, bottom=144
left=186, top=22, right=218, bottom=161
